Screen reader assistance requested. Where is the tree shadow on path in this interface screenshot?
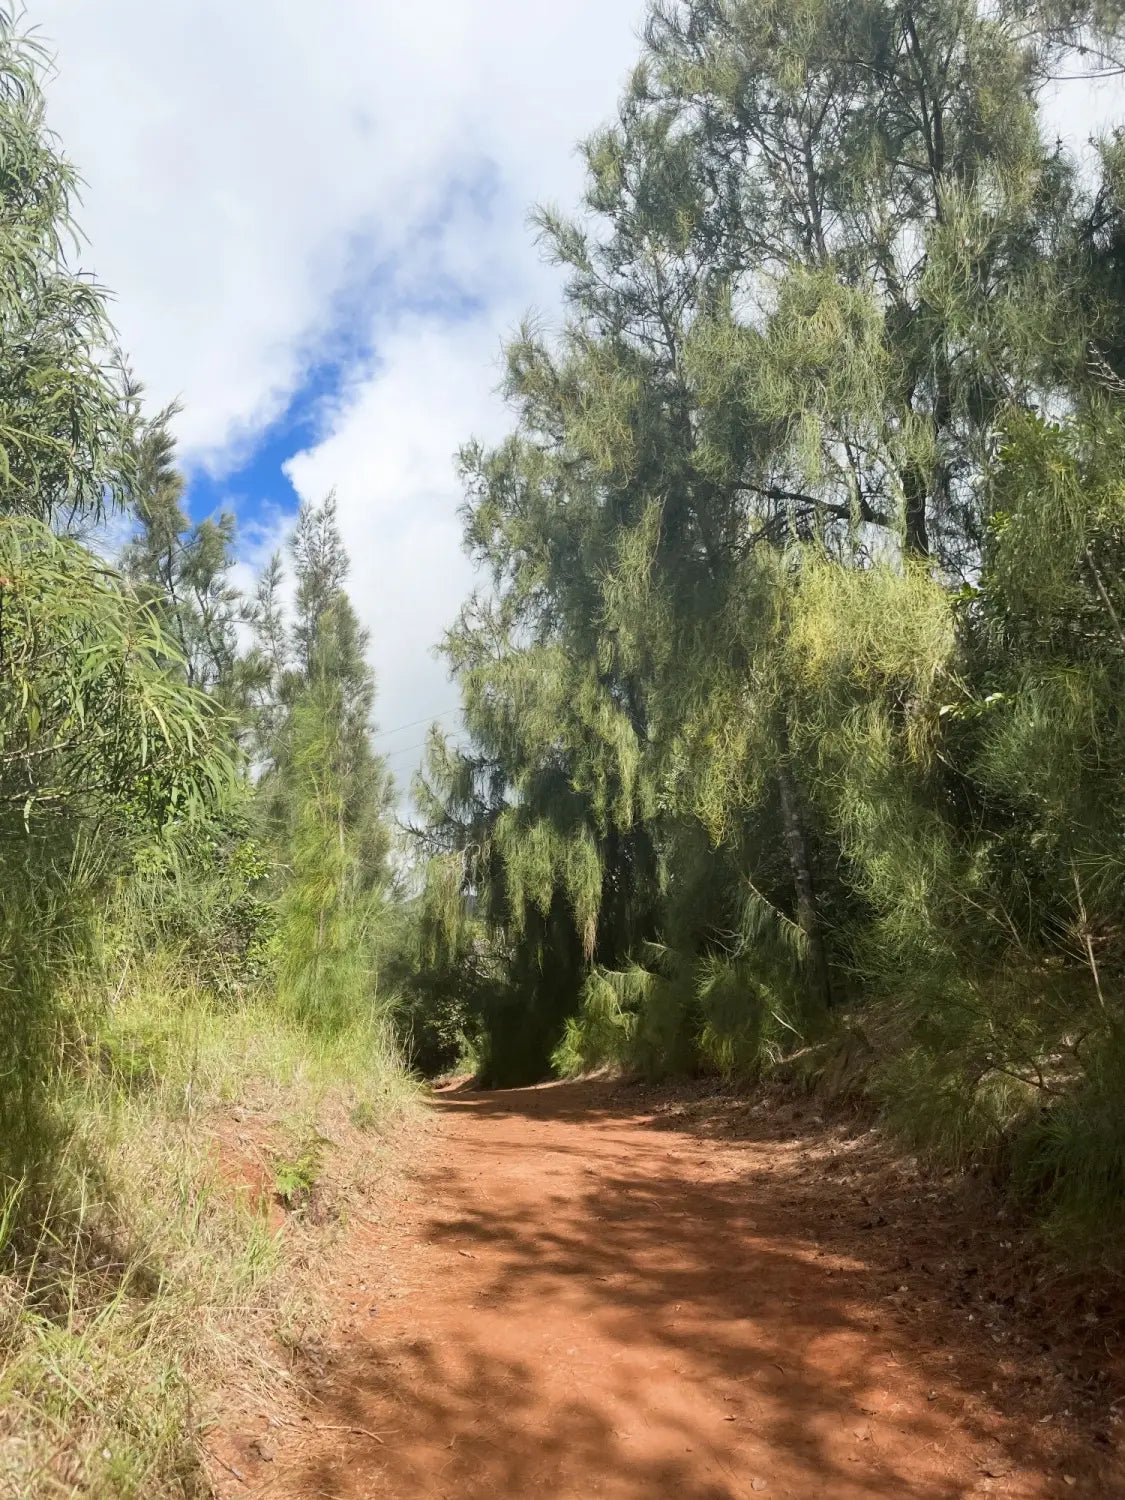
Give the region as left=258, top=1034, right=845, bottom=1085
left=276, top=1080, right=1119, bottom=1500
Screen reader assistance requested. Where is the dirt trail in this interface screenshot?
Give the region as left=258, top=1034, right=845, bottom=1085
left=218, top=1082, right=1122, bottom=1499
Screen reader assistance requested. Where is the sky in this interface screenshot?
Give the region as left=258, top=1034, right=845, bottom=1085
left=32, top=0, right=649, bottom=795
left=27, top=3, right=1125, bottom=802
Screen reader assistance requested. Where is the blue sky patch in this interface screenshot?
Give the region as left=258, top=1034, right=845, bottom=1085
left=181, top=160, right=504, bottom=551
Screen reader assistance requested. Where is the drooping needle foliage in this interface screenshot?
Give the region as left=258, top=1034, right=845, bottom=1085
left=410, top=0, right=1125, bottom=1258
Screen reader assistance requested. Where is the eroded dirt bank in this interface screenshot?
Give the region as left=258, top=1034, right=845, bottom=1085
left=212, top=1081, right=1124, bottom=1499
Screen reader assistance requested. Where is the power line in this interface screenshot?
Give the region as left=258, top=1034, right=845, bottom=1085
left=371, top=705, right=462, bottom=742
left=382, top=736, right=472, bottom=761
left=382, top=739, right=435, bottom=760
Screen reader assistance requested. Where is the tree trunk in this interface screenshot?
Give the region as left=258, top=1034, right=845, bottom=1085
left=776, top=747, right=832, bottom=1011
left=903, top=464, right=930, bottom=557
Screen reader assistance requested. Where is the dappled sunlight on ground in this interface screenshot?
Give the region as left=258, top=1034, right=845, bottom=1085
left=213, top=1081, right=1122, bottom=1499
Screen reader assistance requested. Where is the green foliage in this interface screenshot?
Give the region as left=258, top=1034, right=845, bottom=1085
left=0, top=948, right=414, bottom=1497
left=122, top=408, right=245, bottom=704
left=272, top=1134, right=326, bottom=1212
left=256, top=496, right=395, bottom=1034
left=0, top=509, right=228, bottom=830
left=123, top=808, right=277, bottom=1000
left=0, top=6, right=134, bottom=525
left=0, top=513, right=232, bottom=1181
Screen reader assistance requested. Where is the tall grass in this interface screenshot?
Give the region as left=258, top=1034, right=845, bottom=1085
left=0, top=957, right=418, bottom=1498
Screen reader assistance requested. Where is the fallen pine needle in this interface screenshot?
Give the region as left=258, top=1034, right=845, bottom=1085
left=208, top=1452, right=247, bottom=1484
left=312, top=1422, right=386, bottom=1444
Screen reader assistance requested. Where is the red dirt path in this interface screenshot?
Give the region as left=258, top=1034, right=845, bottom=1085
left=217, top=1081, right=1123, bottom=1499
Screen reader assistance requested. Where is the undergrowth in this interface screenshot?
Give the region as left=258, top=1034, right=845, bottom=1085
left=0, top=961, right=417, bottom=1499
left=551, top=958, right=1125, bottom=1271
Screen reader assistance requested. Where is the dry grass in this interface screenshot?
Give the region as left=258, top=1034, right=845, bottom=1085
left=0, top=967, right=421, bottom=1498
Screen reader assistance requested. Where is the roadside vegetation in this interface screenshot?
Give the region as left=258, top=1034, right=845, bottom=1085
left=0, top=9, right=415, bottom=1494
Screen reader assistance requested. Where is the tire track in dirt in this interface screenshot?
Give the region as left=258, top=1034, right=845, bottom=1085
left=215, top=1081, right=1122, bottom=1499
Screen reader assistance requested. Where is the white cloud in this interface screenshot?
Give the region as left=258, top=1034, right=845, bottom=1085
left=283, top=315, right=507, bottom=786
left=34, top=0, right=646, bottom=459
left=32, top=0, right=648, bottom=790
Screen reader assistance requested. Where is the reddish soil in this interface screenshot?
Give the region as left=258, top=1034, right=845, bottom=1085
left=213, top=1080, right=1124, bottom=1499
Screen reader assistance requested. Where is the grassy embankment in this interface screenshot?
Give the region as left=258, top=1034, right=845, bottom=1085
left=0, top=959, right=418, bottom=1499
